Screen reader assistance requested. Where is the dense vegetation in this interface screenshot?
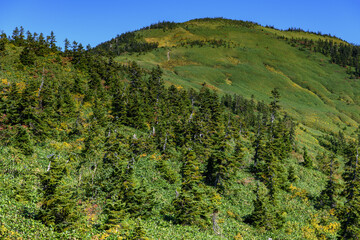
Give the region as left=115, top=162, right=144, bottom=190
left=279, top=36, right=360, bottom=77
left=0, top=18, right=360, bottom=239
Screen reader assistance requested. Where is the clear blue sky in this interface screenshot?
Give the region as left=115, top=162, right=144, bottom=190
left=1, top=0, right=359, bottom=49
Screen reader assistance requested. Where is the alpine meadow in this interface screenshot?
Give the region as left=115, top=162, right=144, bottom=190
left=2, top=18, right=360, bottom=239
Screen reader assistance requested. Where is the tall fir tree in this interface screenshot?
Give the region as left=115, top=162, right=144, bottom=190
left=38, top=155, right=80, bottom=232
left=318, top=154, right=338, bottom=209
left=247, top=183, right=284, bottom=230
left=303, top=147, right=313, bottom=168
left=173, top=149, right=213, bottom=228
left=339, top=140, right=360, bottom=239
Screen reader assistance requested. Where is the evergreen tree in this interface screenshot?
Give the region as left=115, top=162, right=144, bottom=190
left=20, top=46, right=36, bottom=66
left=205, top=132, right=232, bottom=190
left=0, top=39, right=5, bottom=52
left=147, top=65, right=164, bottom=105
left=112, top=90, right=127, bottom=126
left=126, top=93, right=145, bottom=129
left=128, top=61, right=144, bottom=91
left=64, top=38, right=71, bottom=54
left=247, top=183, right=284, bottom=230
left=102, top=133, right=155, bottom=229
left=48, top=31, right=57, bottom=52
left=13, top=125, right=34, bottom=155
left=318, top=154, right=338, bottom=209
left=6, top=82, right=24, bottom=125
left=303, top=147, right=313, bottom=168
left=18, top=80, right=40, bottom=128
left=34, top=33, right=48, bottom=56
left=230, top=136, right=245, bottom=174
left=252, top=123, right=287, bottom=199
left=339, top=141, right=360, bottom=239
left=173, top=149, right=212, bottom=228
left=287, top=165, right=298, bottom=183
left=38, top=155, right=80, bottom=232
left=269, top=88, right=281, bottom=126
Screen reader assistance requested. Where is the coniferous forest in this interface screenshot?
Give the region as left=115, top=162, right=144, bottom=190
left=1, top=19, right=360, bottom=239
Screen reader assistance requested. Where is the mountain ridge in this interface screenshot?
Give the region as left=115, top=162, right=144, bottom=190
left=93, top=18, right=359, bottom=136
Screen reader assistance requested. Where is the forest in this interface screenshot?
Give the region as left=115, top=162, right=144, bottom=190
left=0, top=19, right=360, bottom=239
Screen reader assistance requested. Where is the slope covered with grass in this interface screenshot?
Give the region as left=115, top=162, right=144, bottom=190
left=0, top=19, right=359, bottom=239
left=99, top=18, right=360, bottom=136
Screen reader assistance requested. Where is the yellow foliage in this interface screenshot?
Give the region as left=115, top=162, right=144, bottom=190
left=234, top=233, right=243, bottom=240
left=176, top=85, right=183, bottom=90
left=16, top=82, right=26, bottom=93
left=83, top=102, right=92, bottom=108
left=302, top=224, right=317, bottom=240
left=1, top=78, right=9, bottom=85
left=212, top=192, right=222, bottom=206
left=50, top=141, right=72, bottom=151
left=225, top=78, right=232, bottom=85
left=150, top=153, right=161, bottom=161
left=329, top=208, right=336, bottom=216
left=0, top=224, right=23, bottom=240
left=99, top=232, right=110, bottom=240
left=161, top=58, right=199, bottom=70
left=265, top=64, right=286, bottom=77
left=60, top=122, right=69, bottom=130
left=76, top=138, right=85, bottom=142
left=227, top=211, right=236, bottom=218
left=289, top=184, right=309, bottom=204
left=228, top=57, right=241, bottom=65
left=302, top=213, right=340, bottom=239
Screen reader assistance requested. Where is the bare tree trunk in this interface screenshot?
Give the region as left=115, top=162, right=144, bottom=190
left=163, top=133, right=168, bottom=151
left=37, top=67, right=45, bottom=97
left=212, top=210, right=221, bottom=236
left=91, top=162, right=97, bottom=200
left=78, top=171, right=82, bottom=187
left=47, top=161, right=51, bottom=171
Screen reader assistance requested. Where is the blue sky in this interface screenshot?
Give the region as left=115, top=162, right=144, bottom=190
left=1, top=0, right=359, bottom=49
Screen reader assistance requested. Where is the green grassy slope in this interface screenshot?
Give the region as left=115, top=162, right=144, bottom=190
left=113, top=18, right=360, bottom=136
left=0, top=19, right=357, bottom=239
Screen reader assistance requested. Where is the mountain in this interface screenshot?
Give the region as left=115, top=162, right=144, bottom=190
left=0, top=18, right=359, bottom=239
left=95, top=18, right=360, bottom=136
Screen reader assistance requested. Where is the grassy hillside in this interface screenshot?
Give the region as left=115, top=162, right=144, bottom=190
left=0, top=19, right=359, bottom=240
left=107, top=18, right=360, bottom=137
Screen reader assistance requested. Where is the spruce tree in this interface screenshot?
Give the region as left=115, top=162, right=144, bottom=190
left=20, top=46, right=36, bottom=66
left=339, top=141, right=360, bottom=239
left=173, top=149, right=212, bottom=228
left=102, top=133, right=155, bottom=229
left=205, top=131, right=233, bottom=191
left=247, top=183, right=284, bottom=230
left=0, top=40, right=5, bottom=52
left=229, top=136, right=245, bottom=175
left=112, top=91, right=127, bottom=126
left=6, top=82, right=21, bottom=124
left=13, top=125, right=34, bottom=155
left=287, top=165, right=298, bottom=183
left=126, top=93, right=145, bottom=129
left=318, top=154, right=338, bottom=209
left=38, top=155, right=80, bottom=232
left=18, top=80, right=40, bottom=129
left=269, top=88, right=281, bottom=126
left=303, top=147, right=313, bottom=168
